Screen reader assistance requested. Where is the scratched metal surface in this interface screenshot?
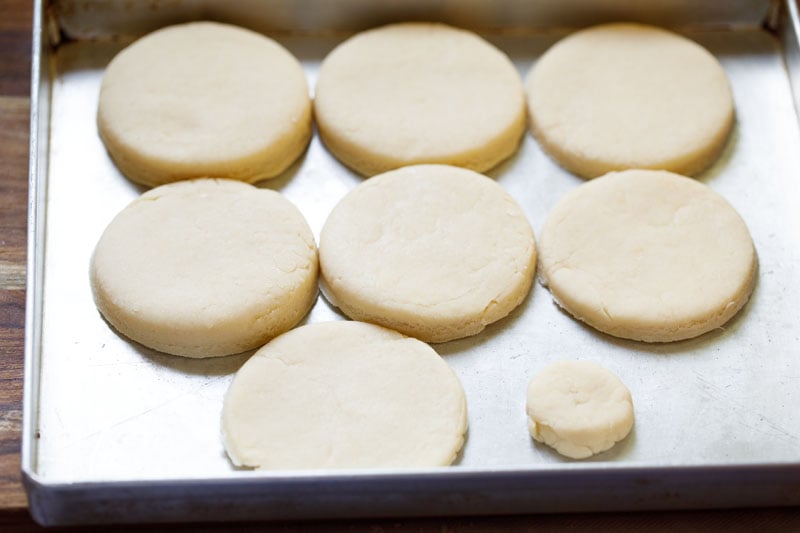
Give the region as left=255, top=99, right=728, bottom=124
left=23, top=0, right=800, bottom=520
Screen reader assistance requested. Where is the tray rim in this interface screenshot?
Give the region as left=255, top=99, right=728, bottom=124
left=21, top=462, right=800, bottom=526
left=22, top=0, right=48, bottom=495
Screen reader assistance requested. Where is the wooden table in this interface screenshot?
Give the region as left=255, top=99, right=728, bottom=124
left=2, top=0, right=800, bottom=530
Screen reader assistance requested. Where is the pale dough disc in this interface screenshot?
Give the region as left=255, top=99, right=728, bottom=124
left=526, top=360, right=634, bottom=459
left=319, top=164, right=536, bottom=343
left=98, top=22, right=312, bottom=187
left=90, top=179, right=318, bottom=357
left=526, top=23, right=735, bottom=179
left=222, top=321, right=468, bottom=469
left=314, top=22, right=526, bottom=176
left=538, top=169, right=757, bottom=342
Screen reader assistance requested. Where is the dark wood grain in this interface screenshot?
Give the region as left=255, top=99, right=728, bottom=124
left=0, top=288, right=25, bottom=509
left=0, top=0, right=34, bottom=98
left=0, top=0, right=31, bottom=515
left=0, top=97, right=30, bottom=292
left=1, top=0, right=799, bottom=530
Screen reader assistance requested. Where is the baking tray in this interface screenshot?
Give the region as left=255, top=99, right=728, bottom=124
left=22, top=0, right=800, bottom=526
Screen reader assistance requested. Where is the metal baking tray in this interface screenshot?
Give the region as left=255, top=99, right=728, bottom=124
left=23, top=0, right=800, bottom=526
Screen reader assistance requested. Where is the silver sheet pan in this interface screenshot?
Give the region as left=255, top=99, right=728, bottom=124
left=23, top=0, right=800, bottom=526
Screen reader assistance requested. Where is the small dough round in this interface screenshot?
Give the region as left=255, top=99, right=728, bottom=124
left=538, top=169, right=757, bottom=342
left=314, top=22, right=526, bottom=176
left=98, top=22, right=312, bottom=187
left=526, top=360, right=634, bottom=459
left=526, top=23, right=735, bottom=179
left=90, top=179, right=318, bottom=357
left=319, top=164, right=536, bottom=343
left=222, top=321, right=468, bottom=469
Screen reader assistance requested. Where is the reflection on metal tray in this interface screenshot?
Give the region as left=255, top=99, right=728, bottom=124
left=23, top=0, right=800, bottom=526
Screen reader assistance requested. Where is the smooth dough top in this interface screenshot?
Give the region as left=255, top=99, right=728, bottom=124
left=222, top=321, right=468, bottom=470
left=90, top=179, right=318, bottom=357
left=98, top=22, right=312, bottom=186
left=538, top=169, right=756, bottom=342
left=314, top=22, right=526, bottom=176
left=319, top=164, right=536, bottom=343
left=526, top=360, right=634, bottom=459
left=526, top=23, right=735, bottom=179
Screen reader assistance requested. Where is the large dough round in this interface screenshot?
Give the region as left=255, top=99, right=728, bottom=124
left=222, top=321, right=468, bottom=469
left=319, top=164, right=536, bottom=343
left=526, top=360, right=634, bottom=459
left=90, top=179, right=318, bottom=357
left=538, top=169, right=757, bottom=342
left=526, top=23, right=735, bottom=179
left=98, top=22, right=312, bottom=187
left=314, top=22, right=526, bottom=176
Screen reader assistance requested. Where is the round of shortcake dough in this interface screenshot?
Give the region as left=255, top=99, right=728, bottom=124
left=222, top=321, right=468, bottom=469
left=98, top=22, right=312, bottom=187
left=538, top=169, right=757, bottom=342
left=526, top=23, right=735, bottom=179
left=90, top=179, right=318, bottom=358
left=526, top=360, right=634, bottom=459
left=314, top=22, right=526, bottom=176
left=319, top=164, right=536, bottom=343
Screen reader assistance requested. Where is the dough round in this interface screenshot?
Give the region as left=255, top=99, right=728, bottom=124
left=526, top=360, right=634, bottom=459
left=98, top=22, right=312, bottom=187
left=526, top=23, right=734, bottom=179
left=319, top=164, right=536, bottom=343
left=538, top=169, right=757, bottom=342
left=314, top=22, right=526, bottom=176
left=90, top=179, right=318, bottom=357
left=222, top=321, right=468, bottom=469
